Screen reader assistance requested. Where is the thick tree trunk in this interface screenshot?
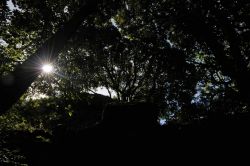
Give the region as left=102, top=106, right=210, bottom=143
left=0, top=0, right=100, bottom=114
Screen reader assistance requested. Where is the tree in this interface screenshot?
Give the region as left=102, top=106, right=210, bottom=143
left=1, top=0, right=250, bottom=122
left=0, top=0, right=101, bottom=114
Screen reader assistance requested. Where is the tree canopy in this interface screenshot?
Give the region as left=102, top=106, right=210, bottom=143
left=1, top=0, right=250, bottom=122
left=1, top=0, right=250, bottom=164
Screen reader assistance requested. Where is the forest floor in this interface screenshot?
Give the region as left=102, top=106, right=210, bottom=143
left=1, top=111, right=250, bottom=165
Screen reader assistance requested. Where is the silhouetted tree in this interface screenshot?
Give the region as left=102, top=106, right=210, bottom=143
left=1, top=0, right=250, bottom=122
left=0, top=0, right=101, bottom=113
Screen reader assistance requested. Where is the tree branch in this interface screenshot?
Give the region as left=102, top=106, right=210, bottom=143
left=0, top=0, right=101, bottom=114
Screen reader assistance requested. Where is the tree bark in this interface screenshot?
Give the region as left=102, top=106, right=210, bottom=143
left=0, top=0, right=101, bottom=114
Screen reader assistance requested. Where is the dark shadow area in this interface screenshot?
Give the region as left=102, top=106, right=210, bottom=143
left=1, top=102, right=250, bottom=165
left=1, top=0, right=250, bottom=164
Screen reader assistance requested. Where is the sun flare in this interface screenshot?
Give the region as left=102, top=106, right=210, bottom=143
left=42, top=64, right=53, bottom=74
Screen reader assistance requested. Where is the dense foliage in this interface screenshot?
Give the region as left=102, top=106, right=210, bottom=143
left=1, top=0, right=250, bottom=122
left=1, top=0, right=250, bottom=164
